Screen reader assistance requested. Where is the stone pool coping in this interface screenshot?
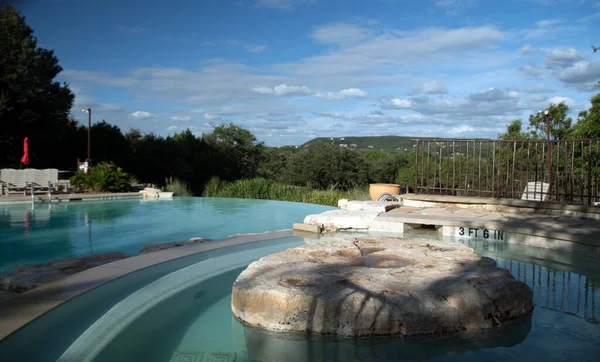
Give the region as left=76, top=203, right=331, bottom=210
left=0, top=192, right=142, bottom=205
left=0, top=229, right=294, bottom=341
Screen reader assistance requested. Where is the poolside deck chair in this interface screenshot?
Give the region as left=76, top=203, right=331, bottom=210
left=0, top=169, right=11, bottom=196
left=521, top=181, right=550, bottom=201
left=3, top=169, right=28, bottom=195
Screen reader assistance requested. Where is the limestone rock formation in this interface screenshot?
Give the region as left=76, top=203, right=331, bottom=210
left=232, top=235, right=533, bottom=337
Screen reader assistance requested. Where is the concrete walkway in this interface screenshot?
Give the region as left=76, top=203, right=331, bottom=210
left=0, top=192, right=141, bottom=205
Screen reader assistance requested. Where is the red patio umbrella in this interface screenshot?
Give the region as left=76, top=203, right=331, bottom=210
left=20, top=137, right=29, bottom=167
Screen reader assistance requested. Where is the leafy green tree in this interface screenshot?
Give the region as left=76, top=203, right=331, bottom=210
left=527, top=102, right=574, bottom=140
left=285, top=144, right=367, bottom=190
left=574, top=93, right=600, bottom=138
left=364, top=151, right=410, bottom=184
left=203, top=123, right=265, bottom=181
left=499, top=120, right=531, bottom=140
left=257, top=146, right=296, bottom=182
left=0, top=6, right=75, bottom=168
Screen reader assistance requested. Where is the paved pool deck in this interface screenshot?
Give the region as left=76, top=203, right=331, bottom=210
left=0, top=192, right=142, bottom=205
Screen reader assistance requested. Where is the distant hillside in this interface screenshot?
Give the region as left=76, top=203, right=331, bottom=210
left=302, top=136, right=415, bottom=152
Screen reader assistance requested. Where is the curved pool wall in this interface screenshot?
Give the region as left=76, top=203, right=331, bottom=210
left=2, top=231, right=598, bottom=362
left=0, top=234, right=306, bottom=362
left=0, top=197, right=335, bottom=273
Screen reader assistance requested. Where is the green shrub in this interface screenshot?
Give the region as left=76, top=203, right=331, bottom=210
left=166, top=177, right=193, bottom=196
left=203, top=177, right=369, bottom=206
left=69, top=162, right=131, bottom=192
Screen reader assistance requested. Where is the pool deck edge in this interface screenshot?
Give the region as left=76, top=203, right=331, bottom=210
left=0, top=192, right=142, bottom=205
left=0, top=229, right=294, bottom=341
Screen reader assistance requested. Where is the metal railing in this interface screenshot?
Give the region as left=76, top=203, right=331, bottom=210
left=412, top=138, right=600, bottom=205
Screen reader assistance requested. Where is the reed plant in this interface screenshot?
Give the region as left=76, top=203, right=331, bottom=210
left=165, top=177, right=193, bottom=196
left=203, top=177, right=369, bottom=206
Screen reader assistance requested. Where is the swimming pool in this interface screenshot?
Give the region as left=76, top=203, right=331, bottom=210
left=0, top=197, right=335, bottom=273
left=1, top=232, right=597, bottom=362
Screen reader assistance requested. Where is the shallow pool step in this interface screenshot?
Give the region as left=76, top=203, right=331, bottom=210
left=170, top=350, right=236, bottom=362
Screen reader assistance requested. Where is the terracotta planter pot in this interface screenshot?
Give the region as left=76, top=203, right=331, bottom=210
left=369, top=183, right=401, bottom=201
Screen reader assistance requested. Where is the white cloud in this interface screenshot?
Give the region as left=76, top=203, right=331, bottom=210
left=518, top=44, right=539, bottom=55
left=255, top=0, right=312, bottom=10
left=204, top=112, right=220, bottom=120
left=519, top=64, right=546, bottom=79
left=449, top=125, right=475, bottom=134
left=544, top=48, right=587, bottom=69
left=521, top=19, right=584, bottom=39
left=171, top=115, right=192, bottom=121
left=315, top=87, right=368, bottom=100
left=555, top=60, right=600, bottom=91
left=247, top=44, right=268, bottom=53
left=469, top=88, right=519, bottom=102
left=433, top=0, right=478, bottom=13
left=311, top=23, right=373, bottom=44
left=129, top=111, right=153, bottom=120
left=548, top=96, right=577, bottom=107
left=409, top=81, right=449, bottom=95
left=253, top=84, right=312, bottom=96
left=167, top=126, right=178, bottom=131
left=384, top=99, right=414, bottom=109
left=521, top=84, right=556, bottom=93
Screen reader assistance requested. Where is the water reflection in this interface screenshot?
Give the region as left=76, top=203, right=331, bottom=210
left=240, top=315, right=532, bottom=362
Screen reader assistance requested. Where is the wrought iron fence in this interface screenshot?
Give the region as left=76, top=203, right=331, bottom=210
left=412, top=138, right=600, bottom=205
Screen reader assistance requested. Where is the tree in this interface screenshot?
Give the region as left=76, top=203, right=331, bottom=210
left=203, top=123, right=265, bottom=181
left=527, top=102, right=574, bottom=140
left=499, top=119, right=530, bottom=140
left=285, top=144, right=367, bottom=190
left=573, top=93, right=600, bottom=138
left=0, top=6, right=75, bottom=168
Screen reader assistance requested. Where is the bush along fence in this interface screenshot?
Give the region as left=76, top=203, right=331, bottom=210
left=412, top=138, right=600, bottom=205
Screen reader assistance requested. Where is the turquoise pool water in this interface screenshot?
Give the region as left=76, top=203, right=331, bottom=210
left=0, top=234, right=598, bottom=362
left=0, top=197, right=334, bottom=273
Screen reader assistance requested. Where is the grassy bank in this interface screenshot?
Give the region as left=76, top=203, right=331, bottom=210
left=203, top=177, right=369, bottom=206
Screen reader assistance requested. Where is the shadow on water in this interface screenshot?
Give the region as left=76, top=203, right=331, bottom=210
left=241, top=315, right=532, bottom=362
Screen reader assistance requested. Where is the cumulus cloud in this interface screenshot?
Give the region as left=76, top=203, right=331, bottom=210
left=171, top=115, right=192, bottom=121
left=129, top=111, right=153, bottom=120
left=409, top=81, right=449, bottom=95
left=555, top=60, right=600, bottom=91
left=548, top=96, right=577, bottom=107
left=253, top=84, right=312, bottom=96
left=247, top=45, right=268, bottom=53
left=311, top=23, right=373, bottom=44
left=518, top=44, right=539, bottom=55
left=204, top=112, right=220, bottom=120
left=520, top=18, right=585, bottom=40
left=469, top=88, right=519, bottom=102
left=449, top=125, right=475, bottom=134
left=521, top=84, right=556, bottom=93
left=544, top=48, right=587, bottom=69
left=315, top=88, right=368, bottom=100
left=383, top=98, right=414, bottom=109
left=519, top=64, right=546, bottom=79
left=255, top=0, right=312, bottom=10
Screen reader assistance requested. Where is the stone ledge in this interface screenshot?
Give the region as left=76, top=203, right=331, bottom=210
left=377, top=212, right=600, bottom=248
left=401, top=194, right=600, bottom=215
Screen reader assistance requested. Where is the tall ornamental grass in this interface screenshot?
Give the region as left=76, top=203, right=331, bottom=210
left=203, top=177, right=369, bottom=206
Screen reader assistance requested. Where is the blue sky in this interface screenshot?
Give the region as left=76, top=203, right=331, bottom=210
left=16, top=0, right=600, bottom=146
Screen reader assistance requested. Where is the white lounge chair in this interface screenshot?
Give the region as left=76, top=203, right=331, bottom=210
left=3, top=169, right=28, bottom=195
